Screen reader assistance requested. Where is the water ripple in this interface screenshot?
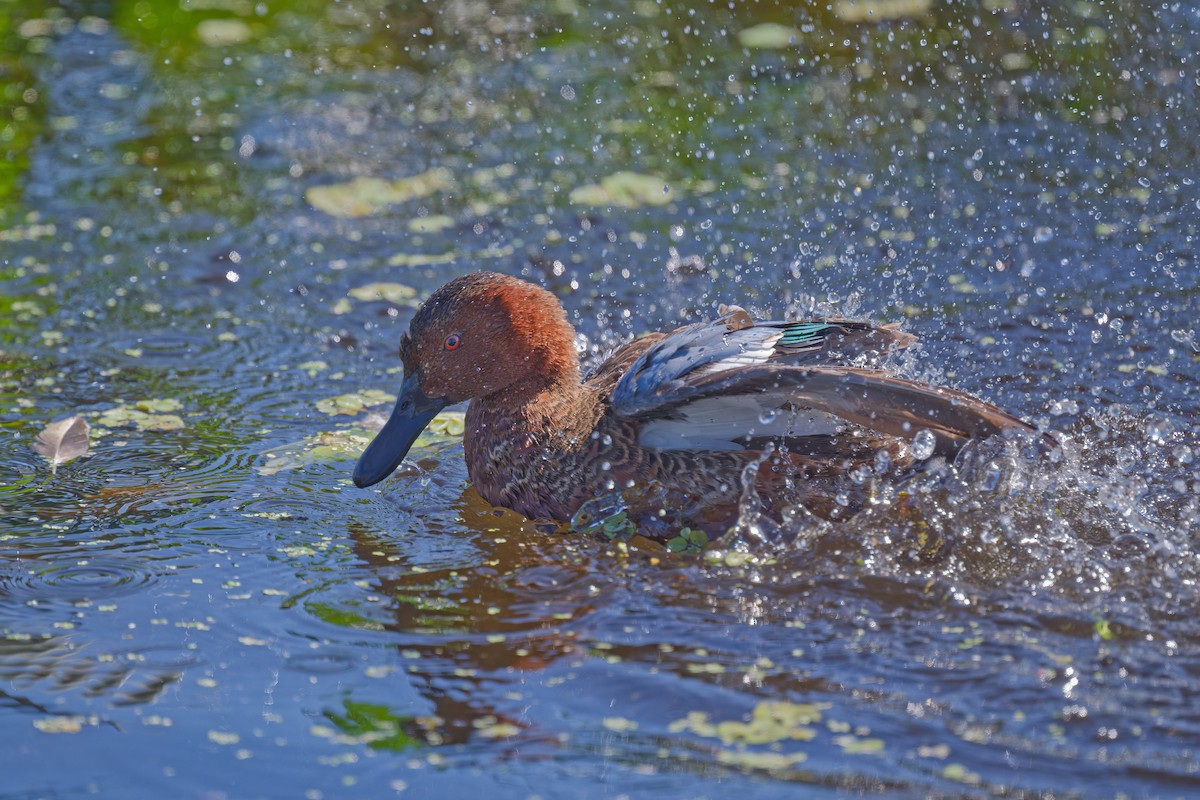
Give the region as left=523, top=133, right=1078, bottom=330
left=0, top=556, right=159, bottom=604
left=282, top=650, right=359, bottom=675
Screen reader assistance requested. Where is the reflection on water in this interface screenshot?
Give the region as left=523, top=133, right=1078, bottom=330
left=1, top=0, right=1198, bottom=797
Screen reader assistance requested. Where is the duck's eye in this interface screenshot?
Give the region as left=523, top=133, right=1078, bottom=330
left=443, top=333, right=462, bottom=351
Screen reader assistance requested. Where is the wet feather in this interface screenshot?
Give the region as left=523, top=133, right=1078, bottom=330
left=33, top=415, right=91, bottom=473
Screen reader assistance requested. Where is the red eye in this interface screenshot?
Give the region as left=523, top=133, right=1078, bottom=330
left=444, top=333, right=462, bottom=351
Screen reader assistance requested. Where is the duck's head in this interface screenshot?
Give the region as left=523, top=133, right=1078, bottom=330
left=352, top=272, right=579, bottom=488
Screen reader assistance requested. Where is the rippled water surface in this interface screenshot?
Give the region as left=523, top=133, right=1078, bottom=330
left=2, top=1, right=1199, bottom=797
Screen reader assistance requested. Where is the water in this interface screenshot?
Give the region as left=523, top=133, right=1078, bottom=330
left=2, top=1, right=1199, bottom=797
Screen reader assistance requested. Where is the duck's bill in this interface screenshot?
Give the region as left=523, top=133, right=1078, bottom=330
left=353, top=373, right=447, bottom=488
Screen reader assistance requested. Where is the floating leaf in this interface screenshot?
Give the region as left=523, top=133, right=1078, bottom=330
left=33, top=415, right=90, bottom=473
left=33, top=715, right=89, bottom=734
left=835, top=735, right=885, bottom=754
left=942, top=762, right=981, bottom=785
left=475, top=721, right=521, bottom=739
left=668, top=526, right=709, bottom=552
left=385, top=251, right=458, bottom=268
left=136, top=398, right=183, bottom=413
left=737, top=23, right=800, bottom=49
left=407, top=214, right=456, bottom=233
left=569, top=171, right=673, bottom=208
left=833, top=0, right=932, bottom=23
left=715, top=749, right=807, bottom=770
left=315, top=390, right=395, bottom=416
left=306, top=169, right=456, bottom=218
left=257, top=429, right=373, bottom=476
left=196, top=19, right=253, bottom=46
left=96, top=403, right=185, bottom=432
left=347, top=283, right=418, bottom=304
left=426, top=411, right=465, bottom=436
left=602, top=717, right=638, bottom=733
left=669, top=701, right=828, bottom=745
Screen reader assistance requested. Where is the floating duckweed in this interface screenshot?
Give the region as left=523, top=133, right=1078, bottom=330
left=406, top=214, right=456, bottom=233
left=426, top=412, right=465, bottom=436
left=475, top=721, right=521, bottom=739
left=835, top=735, right=885, bottom=754
left=572, top=503, right=637, bottom=541
left=948, top=273, right=977, bottom=293
left=385, top=251, right=458, bottom=268
left=670, top=701, right=828, bottom=746
left=136, top=399, right=182, bottom=413
left=97, top=401, right=185, bottom=432
left=306, top=169, right=456, bottom=218
left=196, top=19, right=253, bottom=46
left=347, top=282, right=418, bottom=304
left=833, top=0, right=932, bottom=23
left=314, top=390, right=395, bottom=416
left=602, top=717, right=638, bottom=733
left=666, top=527, right=708, bottom=553
left=297, top=360, right=328, bottom=375
left=569, top=171, right=673, bottom=208
left=736, top=23, right=800, bottom=49
left=33, top=715, right=92, bottom=734
left=207, top=730, right=240, bottom=745
left=943, top=763, right=982, bottom=785
left=708, top=548, right=782, bottom=570
left=715, top=749, right=807, bottom=770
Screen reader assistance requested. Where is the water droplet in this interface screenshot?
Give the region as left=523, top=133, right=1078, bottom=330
left=979, top=461, right=1002, bottom=492
left=1145, top=414, right=1174, bottom=445
left=758, top=407, right=778, bottom=425
left=911, top=429, right=937, bottom=460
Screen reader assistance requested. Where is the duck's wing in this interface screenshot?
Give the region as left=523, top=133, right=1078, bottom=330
left=584, top=332, right=669, bottom=394
left=632, top=364, right=1045, bottom=455
left=611, top=312, right=915, bottom=418
left=611, top=315, right=1044, bottom=455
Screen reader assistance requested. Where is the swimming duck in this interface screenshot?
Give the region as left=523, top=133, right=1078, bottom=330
left=353, top=272, right=1045, bottom=532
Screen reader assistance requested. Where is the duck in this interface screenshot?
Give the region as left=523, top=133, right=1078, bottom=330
left=353, top=272, right=1048, bottom=535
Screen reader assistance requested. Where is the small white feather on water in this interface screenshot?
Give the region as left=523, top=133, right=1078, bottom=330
left=33, top=415, right=91, bottom=474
